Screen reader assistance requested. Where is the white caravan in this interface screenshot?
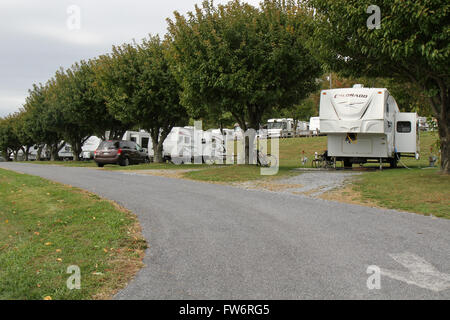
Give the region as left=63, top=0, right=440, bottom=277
left=123, top=130, right=151, bottom=155
left=309, top=117, right=320, bottom=135
left=267, top=118, right=295, bottom=138
left=58, top=143, right=73, bottom=160
left=163, top=127, right=226, bottom=164
left=418, top=117, right=429, bottom=132
left=123, top=128, right=226, bottom=164
left=81, top=136, right=102, bottom=160
left=319, top=85, right=419, bottom=167
left=296, top=121, right=310, bottom=136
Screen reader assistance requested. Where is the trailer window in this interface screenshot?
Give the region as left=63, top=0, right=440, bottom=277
left=397, top=121, right=411, bottom=133
left=141, top=137, right=149, bottom=148
left=98, top=141, right=119, bottom=150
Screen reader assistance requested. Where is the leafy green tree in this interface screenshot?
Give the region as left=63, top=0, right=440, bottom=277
left=97, top=36, right=188, bottom=163
left=45, top=60, right=127, bottom=161
left=13, top=111, right=36, bottom=161
left=306, top=0, right=449, bottom=173
left=47, top=65, right=96, bottom=161
left=0, top=117, right=12, bottom=160
left=23, top=84, right=64, bottom=161
left=167, top=0, right=322, bottom=162
left=0, top=114, right=23, bottom=161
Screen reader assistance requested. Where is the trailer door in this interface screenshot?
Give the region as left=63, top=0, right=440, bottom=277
left=395, top=113, right=418, bottom=154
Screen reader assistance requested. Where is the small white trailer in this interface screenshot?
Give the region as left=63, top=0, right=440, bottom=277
left=81, top=136, right=102, bottom=160
left=123, top=128, right=226, bottom=164
left=163, top=127, right=226, bottom=164
left=309, top=117, right=321, bottom=136
left=267, top=118, right=295, bottom=138
left=319, top=85, right=419, bottom=168
left=296, top=121, right=310, bottom=136
left=58, top=143, right=74, bottom=161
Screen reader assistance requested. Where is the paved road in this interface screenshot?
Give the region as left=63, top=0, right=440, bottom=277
left=1, top=163, right=450, bottom=300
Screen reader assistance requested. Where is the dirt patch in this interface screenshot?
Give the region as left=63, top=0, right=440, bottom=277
left=319, top=184, right=381, bottom=208
left=234, top=181, right=304, bottom=192
left=119, top=169, right=201, bottom=179
left=233, top=171, right=361, bottom=197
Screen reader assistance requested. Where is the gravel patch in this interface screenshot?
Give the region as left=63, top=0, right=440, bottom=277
left=235, top=170, right=361, bottom=197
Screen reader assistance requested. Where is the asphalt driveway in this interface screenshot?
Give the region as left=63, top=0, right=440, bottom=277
left=1, top=163, right=449, bottom=299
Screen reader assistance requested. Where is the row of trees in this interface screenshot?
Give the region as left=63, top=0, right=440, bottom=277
left=0, top=1, right=322, bottom=164
left=0, top=0, right=448, bottom=172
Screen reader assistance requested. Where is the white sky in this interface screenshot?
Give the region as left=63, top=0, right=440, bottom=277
left=0, top=0, right=261, bottom=117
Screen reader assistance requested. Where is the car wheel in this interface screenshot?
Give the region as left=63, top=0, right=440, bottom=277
left=120, top=157, right=129, bottom=167
left=144, top=157, right=150, bottom=164
left=97, top=162, right=104, bottom=168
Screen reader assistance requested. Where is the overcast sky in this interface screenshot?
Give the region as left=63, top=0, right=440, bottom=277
left=0, top=0, right=261, bottom=117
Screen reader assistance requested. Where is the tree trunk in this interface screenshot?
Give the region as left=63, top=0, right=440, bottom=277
left=36, top=146, right=43, bottom=161
left=24, top=146, right=31, bottom=161
left=151, top=132, right=163, bottom=163
left=438, top=120, right=449, bottom=174
left=155, top=142, right=164, bottom=163
left=71, top=141, right=82, bottom=162
left=435, top=81, right=449, bottom=174
left=50, top=144, right=59, bottom=161
left=13, top=150, right=19, bottom=161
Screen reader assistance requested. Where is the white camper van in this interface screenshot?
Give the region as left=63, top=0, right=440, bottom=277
left=81, top=136, right=102, bottom=160
left=267, top=118, right=295, bottom=138
left=309, top=117, right=321, bottom=136
left=296, top=121, right=310, bottom=136
left=58, top=144, right=74, bottom=161
left=319, top=85, right=419, bottom=168
left=163, top=127, right=226, bottom=164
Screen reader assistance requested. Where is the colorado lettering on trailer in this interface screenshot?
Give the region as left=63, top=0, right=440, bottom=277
left=334, top=93, right=369, bottom=99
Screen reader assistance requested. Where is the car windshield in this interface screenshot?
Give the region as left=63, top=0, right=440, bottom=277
left=268, top=122, right=283, bottom=129
left=98, top=141, right=119, bottom=150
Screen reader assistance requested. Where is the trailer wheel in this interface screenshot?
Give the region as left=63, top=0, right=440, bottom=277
left=344, top=159, right=352, bottom=169
left=389, top=158, right=398, bottom=168
left=97, top=163, right=104, bottom=168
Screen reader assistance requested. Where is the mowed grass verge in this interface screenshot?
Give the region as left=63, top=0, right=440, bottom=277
left=352, top=168, right=449, bottom=218
left=185, top=136, right=328, bottom=182
left=0, top=168, right=147, bottom=300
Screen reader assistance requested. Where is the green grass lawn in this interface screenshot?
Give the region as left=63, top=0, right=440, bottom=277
left=353, top=168, right=449, bottom=219
left=0, top=169, right=147, bottom=300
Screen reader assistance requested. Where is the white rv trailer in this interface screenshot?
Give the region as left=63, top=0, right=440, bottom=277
left=123, top=128, right=226, bottom=164
left=81, top=136, right=102, bottom=160
left=58, top=143, right=74, bottom=161
left=296, top=121, right=310, bottom=136
left=163, top=127, right=226, bottom=164
left=27, top=145, right=49, bottom=161
left=267, top=118, right=295, bottom=138
left=319, top=85, right=419, bottom=167
left=309, top=117, right=320, bottom=136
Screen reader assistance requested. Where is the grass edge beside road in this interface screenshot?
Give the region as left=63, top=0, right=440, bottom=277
left=321, top=168, right=450, bottom=219
left=0, top=168, right=147, bottom=300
